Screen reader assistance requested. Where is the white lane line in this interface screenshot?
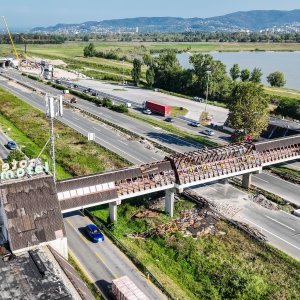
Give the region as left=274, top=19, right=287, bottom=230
left=95, top=136, right=145, bottom=164
left=118, top=140, right=128, bottom=146
left=264, top=215, right=295, bottom=232
left=241, top=217, right=300, bottom=251
left=73, top=116, right=80, bottom=121
left=253, top=176, right=269, bottom=183
left=92, top=127, right=102, bottom=133
left=151, top=157, right=158, bottom=160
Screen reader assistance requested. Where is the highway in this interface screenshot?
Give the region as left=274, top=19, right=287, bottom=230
left=0, top=70, right=202, bottom=153
left=2, top=69, right=228, bottom=148
left=1, top=68, right=300, bottom=292
left=76, top=79, right=229, bottom=124
left=64, top=211, right=165, bottom=299
left=0, top=76, right=166, bottom=165
left=193, top=182, right=300, bottom=260
left=252, top=172, right=300, bottom=207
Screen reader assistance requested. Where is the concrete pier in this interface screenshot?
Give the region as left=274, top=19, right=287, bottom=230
left=165, top=188, right=175, bottom=217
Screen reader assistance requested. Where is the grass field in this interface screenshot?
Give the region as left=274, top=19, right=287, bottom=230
left=1, top=41, right=300, bottom=109
left=0, top=88, right=129, bottom=179
left=89, top=197, right=300, bottom=300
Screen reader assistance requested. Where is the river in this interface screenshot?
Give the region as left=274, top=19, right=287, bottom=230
left=176, top=51, right=300, bottom=90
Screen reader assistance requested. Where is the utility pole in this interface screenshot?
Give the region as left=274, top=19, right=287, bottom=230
left=205, top=70, right=211, bottom=113
left=45, top=94, right=63, bottom=182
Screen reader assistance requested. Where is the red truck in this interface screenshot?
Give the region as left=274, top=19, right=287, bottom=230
left=144, top=101, right=171, bottom=116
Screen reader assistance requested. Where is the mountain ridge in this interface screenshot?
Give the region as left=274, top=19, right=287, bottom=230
left=31, top=9, right=300, bottom=33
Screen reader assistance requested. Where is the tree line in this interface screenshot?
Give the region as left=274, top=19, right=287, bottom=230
left=130, top=52, right=290, bottom=139
left=0, top=33, right=66, bottom=44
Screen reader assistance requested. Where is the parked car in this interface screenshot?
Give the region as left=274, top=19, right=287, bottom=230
left=143, top=109, right=152, bottom=115
left=292, top=209, right=300, bottom=217
left=189, top=121, right=201, bottom=127
left=193, top=97, right=203, bottom=102
left=202, top=129, right=215, bottom=136
left=6, top=141, right=17, bottom=150
left=85, top=224, right=104, bottom=243
left=164, top=117, right=175, bottom=122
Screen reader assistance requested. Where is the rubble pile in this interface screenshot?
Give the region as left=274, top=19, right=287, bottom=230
left=234, top=222, right=266, bottom=242
left=126, top=208, right=219, bottom=239
left=132, top=209, right=158, bottom=219
left=249, top=193, right=278, bottom=211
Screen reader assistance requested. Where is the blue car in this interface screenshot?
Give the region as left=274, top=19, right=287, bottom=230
left=86, top=224, right=104, bottom=243
left=6, top=141, right=17, bottom=150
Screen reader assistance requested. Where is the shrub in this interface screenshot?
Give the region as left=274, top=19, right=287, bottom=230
left=275, top=97, right=300, bottom=120
left=102, top=97, right=113, bottom=108
left=111, top=104, right=129, bottom=113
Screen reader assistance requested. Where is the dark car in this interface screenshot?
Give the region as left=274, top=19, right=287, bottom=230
left=6, top=141, right=17, bottom=150
left=189, top=121, right=201, bottom=127
left=85, top=224, right=104, bottom=243
left=164, top=117, right=175, bottom=123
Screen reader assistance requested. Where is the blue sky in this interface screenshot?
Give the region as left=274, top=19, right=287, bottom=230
left=2, top=0, right=300, bottom=29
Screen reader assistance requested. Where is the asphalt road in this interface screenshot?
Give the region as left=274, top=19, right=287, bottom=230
left=1, top=69, right=300, bottom=278
left=192, top=182, right=300, bottom=260
left=0, top=76, right=165, bottom=165
left=0, top=130, right=10, bottom=160
left=76, top=79, right=229, bottom=123
left=1, top=70, right=204, bottom=153
left=252, top=172, right=300, bottom=207
left=64, top=211, right=165, bottom=299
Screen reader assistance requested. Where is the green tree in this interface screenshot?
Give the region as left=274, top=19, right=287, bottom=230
left=240, top=69, right=250, bottom=82
left=143, top=53, right=154, bottom=66
left=146, top=66, right=155, bottom=88
left=190, top=53, right=231, bottom=101
left=227, top=82, right=269, bottom=139
left=83, top=43, right=96, bottom=57
left=267, top=71, right=286, bottom=87
left=230, top=64, right=240, bottom=81
left=131, top=58, right=142, bottom=86
left=82, top=35, right=89, bottom=42
left=250, top=68, right=263, bottom=83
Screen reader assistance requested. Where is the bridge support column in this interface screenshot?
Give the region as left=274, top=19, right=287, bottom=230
left=242, top=173, right=252, bottom=188
left=165, top=188, right=175, bottom=217
left=109, top=200, right=121, bottom=223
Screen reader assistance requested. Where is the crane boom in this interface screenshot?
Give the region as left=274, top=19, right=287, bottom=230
left=2, top=16, right=19, bottom=60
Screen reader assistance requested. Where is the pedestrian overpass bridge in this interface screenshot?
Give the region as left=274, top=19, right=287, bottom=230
left=1, top=135, right=299, bottom=258
left=56, top=134, right=300, bottom=220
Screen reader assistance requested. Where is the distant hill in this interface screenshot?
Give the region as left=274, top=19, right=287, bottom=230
left=31, top=9, right=300, bottom=33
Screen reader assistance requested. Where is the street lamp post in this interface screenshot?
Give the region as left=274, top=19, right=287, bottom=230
left=122, top=60, right=125, bottom=86
left=205, top=70, right=211, bottom=113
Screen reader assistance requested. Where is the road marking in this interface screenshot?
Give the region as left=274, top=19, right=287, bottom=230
left=95, top=252, right=118, bottom=279
left=253, top=176, right=269, bottom=183
left=264, top=215, right=295, bottom=231
left=73, top=116, right=80, bottom=121
left=95, top=136, right=145, bottom=164
left=118, top=140, right=128, bottom=146
left=241, top=217, right=300, bottom=251
left=65, top=218, right=88, bottom=244
left=151, top=157, right=157, bottom=160
left=92, top=127, right=102, bottom=133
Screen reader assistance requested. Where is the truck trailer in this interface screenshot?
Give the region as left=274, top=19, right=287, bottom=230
left=112, top=276, right=149, bottom=300
left=144, top=101, right=171, bottom=116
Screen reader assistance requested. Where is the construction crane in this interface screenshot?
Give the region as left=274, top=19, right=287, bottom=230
left=2, top=16, right=19, bottom=60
